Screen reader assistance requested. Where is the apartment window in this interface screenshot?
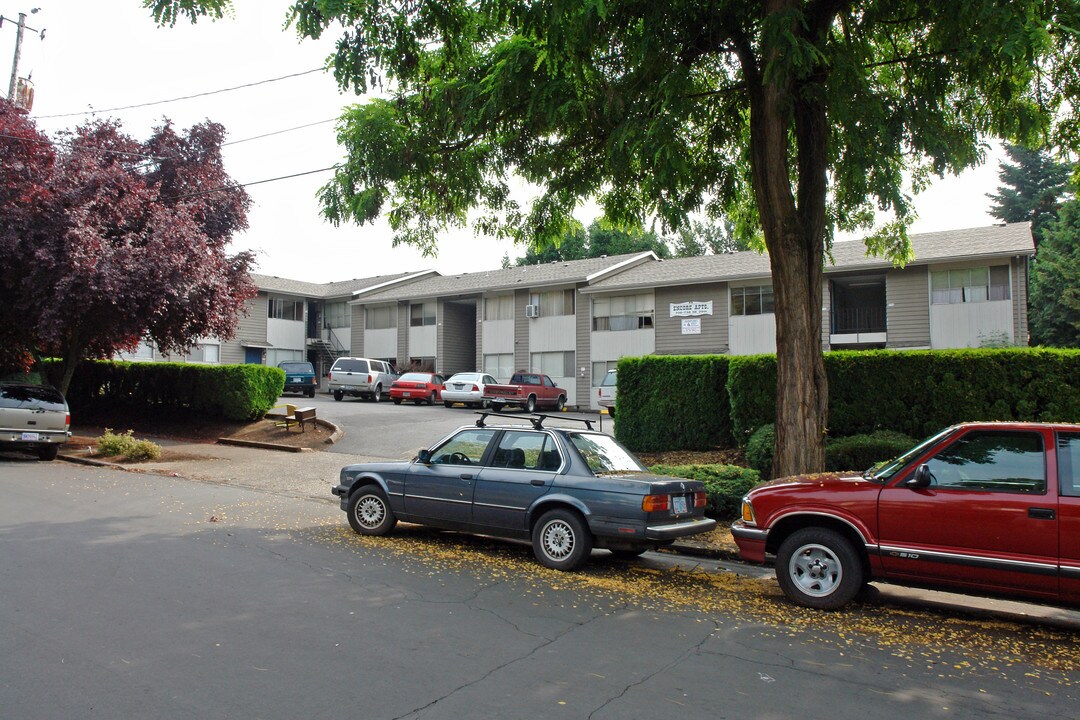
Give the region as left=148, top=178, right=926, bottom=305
left=731, top=285, right=774, bottom=316
left=366, top=304, right=397, bottom=330
left=410, top=302, right=436, bottom=327
left=268, top=297, right=304, bottom=321
left=592, top=360, right=617, bottom=387
left=119, top=340, right=154, bottom=361
left=931, top=266, right=1011, bottom=304
left=484, top=353, right=514, bottom=382
left=267, top=349, right=304, bottom=366
left=531, top=351, right=575, bottom=378
left=324, top=301, right=351, bottom=329
left=530, top=289, right=576, bottom=316
left=190, top=343, right=219, bottom=364
left=484, top=294, right=514, bottom=321
left=592, top=294, right=654, bottom=331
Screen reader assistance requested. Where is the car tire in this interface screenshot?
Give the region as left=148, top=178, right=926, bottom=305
left=37, top=445, right=59, bottom=461
left=346, top=486, right=397, bottom=536
left=370, top=385, right=383, bottom=403
left=427, top=392, right=436, bottom=406
left=444, top=400, right=454, bottom=408
left=524, top=395, right=537, bottom=413
left=532, top=508, right=592, bottom=571
left=307, top=387, right=316, bottom=398
left=775, top=527, right=863, bottom=610
left=608, top=406, right=615, bottom=419
left=480, top=398, right=491, bottom=409
left=555, top=395, right=566, bottom=412
left=333, top=390, right=343, bottom=402
left=392, top=398, right=402, bottom=405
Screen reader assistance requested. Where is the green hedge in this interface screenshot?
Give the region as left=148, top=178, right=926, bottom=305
left=615, top=355, right=732, bottom=452
left=63, top=360, right=284, bottom=421
left=648, top=464, right=761, bottom=520
left=825, top=430, right=916, bottom=472
left=729, top=348, right=1080, bottom=441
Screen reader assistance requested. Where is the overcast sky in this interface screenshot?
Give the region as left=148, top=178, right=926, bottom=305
left=4, top=0, right=1007, bottom=283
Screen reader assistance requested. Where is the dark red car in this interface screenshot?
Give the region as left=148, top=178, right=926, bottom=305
left=389, top=372, right=446, bottom=406
left=732, top=422, right=1080, bottom=609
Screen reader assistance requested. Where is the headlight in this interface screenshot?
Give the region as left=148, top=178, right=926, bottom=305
left=740, top=497, right=756, bottom=525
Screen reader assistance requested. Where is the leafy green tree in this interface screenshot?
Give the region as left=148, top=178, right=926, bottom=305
left=1028, top=200, right=1080, bottom=347
left=672, top=220, right=751, bottom=258
left=988, top=144, right=1074, bottom=242
left=585, top=222, right=671, bottom=259
left=154, top=0, right=1080, bottom=476
left=515, top=220, right=588, bottom=264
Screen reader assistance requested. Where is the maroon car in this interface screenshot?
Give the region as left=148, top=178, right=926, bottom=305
left=732, top=422, right=1080, bottom=609
left=390, top=372, right=446, bottom=406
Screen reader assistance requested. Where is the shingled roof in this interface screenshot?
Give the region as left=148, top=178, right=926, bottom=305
left=250, top=271, right=417, bottom=299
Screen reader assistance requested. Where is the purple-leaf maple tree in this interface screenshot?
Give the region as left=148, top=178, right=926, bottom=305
left=0, top=100, right=257, bottom=394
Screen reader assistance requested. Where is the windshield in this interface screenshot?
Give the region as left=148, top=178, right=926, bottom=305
left=333, top=359, right=368, bottom=373
left=279, top=362, right=313, bottom=373
left=569, top=432, right=647, bottom=474
left=398, top=373, right=431, bottom=383
left=866, top=426, right=956, bottom=482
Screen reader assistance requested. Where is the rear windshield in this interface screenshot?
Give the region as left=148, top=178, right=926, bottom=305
left=332, top=359, right=368, bottom=373
left=569, top=432, right=647, bottom=474
left=0, top=384, right=66, bottom=411
left=448, top=373, right=481, bottom=382
left=398, top=373, right=431, bottom=382
left=601, top=371, right=617, bottom=387
left=279, top=362, right=313, bottom=373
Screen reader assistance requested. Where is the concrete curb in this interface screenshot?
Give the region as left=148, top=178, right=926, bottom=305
left=216, top=437, right=310, bottom=452
left=319, top=417, right=344, bottom=444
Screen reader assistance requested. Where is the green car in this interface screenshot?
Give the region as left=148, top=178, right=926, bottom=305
left=278, top=361, right=317, bottom=398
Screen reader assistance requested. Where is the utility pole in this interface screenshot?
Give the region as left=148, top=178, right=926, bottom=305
left=3, top=9, right=43, bottom=106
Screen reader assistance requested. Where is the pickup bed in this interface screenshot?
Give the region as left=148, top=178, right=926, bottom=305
left=484, top=372, right=566, bottom=413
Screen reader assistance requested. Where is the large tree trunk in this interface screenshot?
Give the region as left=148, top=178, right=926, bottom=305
left=742, top=0, right=830, bottom=478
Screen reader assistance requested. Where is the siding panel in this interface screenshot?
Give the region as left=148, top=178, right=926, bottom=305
left=220, top=293, right=268, bottom=364
left=885, top=268, right=930, bottom=348
left=654, top=284, right=728, bottom=354
left=514, top=290, right=530, bottom=370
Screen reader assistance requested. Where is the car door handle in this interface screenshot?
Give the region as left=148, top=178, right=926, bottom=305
left=1028, top=507, right=1055, bottom=520
left=459, top=474, right=473, bottom=481
left=531, top=479, right=546, bottom=487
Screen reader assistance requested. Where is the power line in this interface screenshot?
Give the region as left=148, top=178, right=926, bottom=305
left=166, top=165, right=339, bottom=201
left=0, top=131, right=175, bottom=161
left=33, top=67, right=327, bottom=120
left=222, top=118, right=336, bottom=146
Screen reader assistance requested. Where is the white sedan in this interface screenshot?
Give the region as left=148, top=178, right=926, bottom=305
left=442, top=372, right=499, bottom=408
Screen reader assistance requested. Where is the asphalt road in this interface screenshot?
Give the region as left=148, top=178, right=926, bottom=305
left=3, top=459, right=1077, bottom=720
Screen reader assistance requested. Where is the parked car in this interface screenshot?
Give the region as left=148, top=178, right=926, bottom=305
left=0, top=382, right=71, bottom=461
left=442, top=372, right=498, bottom=408
left=731, top=421, right=1080, bottom=610
left=332, top=415, right=717, bottom=569
left=328, top=357, right=395, bottom=402
left=390, top=372, right=446, bottom=405
left=597, top=369, right=617, bottom=417
left=278, top=361, right=317, bottom=398
left=484, top=371, right=566, bottom=413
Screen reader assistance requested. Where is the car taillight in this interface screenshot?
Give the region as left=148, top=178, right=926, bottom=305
left=694, top=491, right=706, bottom=508
left=65, top=413, right=70, bottom=428
left=642, top=494, right=670, bottom=512
left=367, top=374, right=373, bottom=383
left=471, top=384, right=479, bottom=392
left=598, top=388, right=601, bottom=398
left=328, top=372, right=333, bottom=381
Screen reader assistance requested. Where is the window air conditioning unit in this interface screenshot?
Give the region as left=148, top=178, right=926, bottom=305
left=525, top=304, right=540, bottom=318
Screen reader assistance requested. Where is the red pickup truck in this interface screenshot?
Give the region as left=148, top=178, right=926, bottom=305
left=483, top=371, right=567, bottom=413
left=732, top=421, right=1080, bottom=610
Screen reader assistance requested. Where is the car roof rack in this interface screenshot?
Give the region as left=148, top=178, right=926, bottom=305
left=474, top=410, right=595, bottom=431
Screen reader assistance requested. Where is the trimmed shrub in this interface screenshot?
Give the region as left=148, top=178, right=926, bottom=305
left=745, top=423, right=775, bottom=479
left=96, top=429, right=163, bottom=461
left=825, top=430, right=915, bottom=472
left=648, top=463, right=761, bottom=520
left=615, top=355, right=732, bottom=452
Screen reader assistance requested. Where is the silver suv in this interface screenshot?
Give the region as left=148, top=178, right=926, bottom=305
left=0, top=383, right=71, bottom=461
left=328, top=357, right=396, bottom=402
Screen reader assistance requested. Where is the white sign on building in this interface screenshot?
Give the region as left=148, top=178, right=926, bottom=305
left=670, top=300, right=713, bottom=317
left=681, top=318, right=701, bottom=335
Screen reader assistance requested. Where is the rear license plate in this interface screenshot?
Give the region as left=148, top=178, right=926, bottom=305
left=289, top=377, right=300, bottom=382
left=21, top=432, right=39, bottom=441
left=342, top=385, right=355, bottom=390
left=672, top=495, right=688, bottom=514
left=403, top=391, right=411, bottom=397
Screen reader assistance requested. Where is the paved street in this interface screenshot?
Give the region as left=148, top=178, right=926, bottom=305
left=2, top=459, right=1077, bottom=719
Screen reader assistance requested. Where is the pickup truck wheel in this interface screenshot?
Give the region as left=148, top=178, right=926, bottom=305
left=532, top=509, right=592, bottom=571
left=347, top=486, right=397, bottom=536
left=776, top=528, right=863, bottom=610
left=37, top=445, right=59, bottom=461
left=370, top=385, right=383, bottom=402
left=333, top=390, right=343, bottom=402
left=524, top=395, right=537, bottom=413
left=555, top=395, right=566, bottom=411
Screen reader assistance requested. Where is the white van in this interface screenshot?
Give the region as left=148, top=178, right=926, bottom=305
left=328, top=357, right=396, bottom=402
left=597, top=369, right=617, bottom=417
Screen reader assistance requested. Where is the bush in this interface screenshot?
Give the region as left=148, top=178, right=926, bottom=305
left=96, top=429, right=163, bottom=461
left=745, top=424, right=775, bottom=478
left=648, top=464, right=761, bottom=520
left=825, top=430, right=915, bottom=472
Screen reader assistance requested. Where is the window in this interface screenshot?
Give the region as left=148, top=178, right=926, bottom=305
left=324, top=302, right=351, bottom=329
left=267, top=349, right=304, bottom=366
left=592, top=361, right=617, bottom=387
left=119, top=340, right=155, bottom=361
left=1059, top=432, right=1080, bottom=498
left=331, top=358, right=369, bottom=373
left=410, top=302, right=436, bottom=327
left=491, top=431, right=561, bottom=471
left=366, top=305, right=396, bottom=330
left=409, top=356, right=436, bottom=372
left=484, top=353, right=514, bottom=381
left=431, top=429, right=496, bottom=465
left=924, top=431, right=1045, bottom=493
left=530, top=351, right=575, bottom=378
left=592, top=294, right=654, bottom=331
left=530, top=289, right=575, bottom=316
left=484, top=294, right=514, bottom=321
left=189, top=343, right=219, bottom=364
left=268, top=297, right=304, bottom=321
left=931, top=265, right=1011, bottom=304
left=731, top=285, right=774, bottom=316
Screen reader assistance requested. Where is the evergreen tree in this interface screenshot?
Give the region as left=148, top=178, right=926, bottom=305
left=1029, top=200, right=1080, bottom=347
left=987, top=144, right=1074, bottom=242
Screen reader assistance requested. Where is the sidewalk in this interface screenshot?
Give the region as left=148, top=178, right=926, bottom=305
left=58, top=438, right=1080, bottom=630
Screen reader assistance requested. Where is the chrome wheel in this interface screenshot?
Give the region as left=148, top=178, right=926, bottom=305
left=787, top=543, right=842, bottom=598
left=540, top=518, right=575, bottom=561
left=532, top=508, right=592, bottom=570
left=775, top=527, right=863, bottom=609
left=346, top=487, right=397, bottom=536
left=355, top=496, right=386, bottom=529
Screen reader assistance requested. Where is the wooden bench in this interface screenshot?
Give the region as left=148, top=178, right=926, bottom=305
left=281, top=406, right=317, bottom=432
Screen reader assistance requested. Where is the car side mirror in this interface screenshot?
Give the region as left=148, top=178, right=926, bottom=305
left=906, top=464, right=932, bottom=488
left=416, top=449, right=431, bottom=464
